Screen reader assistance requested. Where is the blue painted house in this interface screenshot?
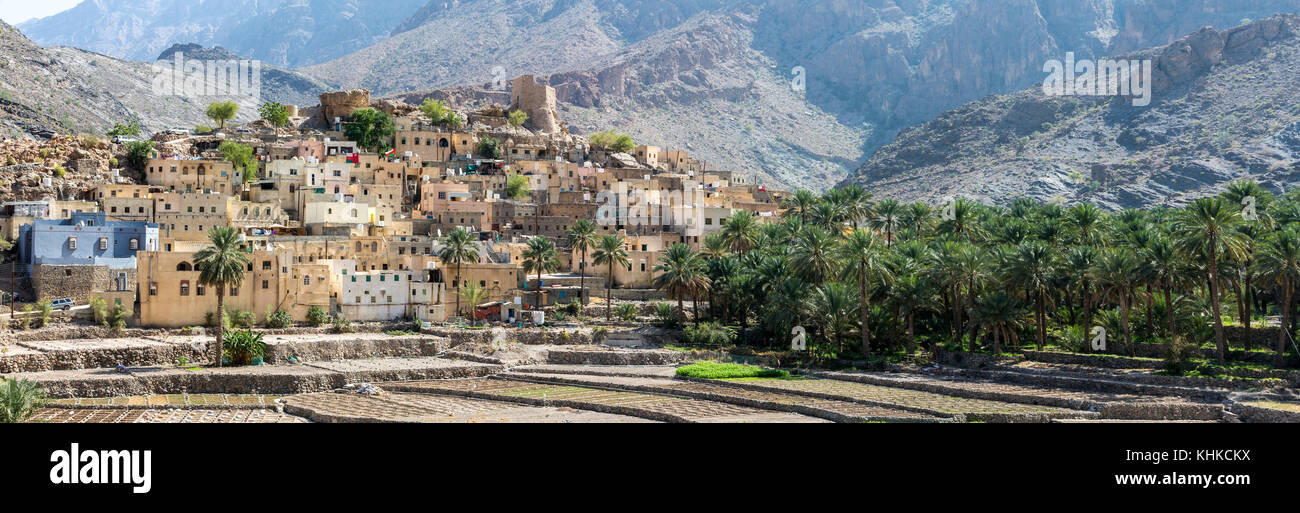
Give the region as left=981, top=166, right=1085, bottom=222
left=18, top=212, right=160, bottom=271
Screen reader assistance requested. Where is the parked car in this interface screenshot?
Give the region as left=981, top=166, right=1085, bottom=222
left=111, top=135, right=138, bottom=144
left=50, top=298, right=75, bottom=311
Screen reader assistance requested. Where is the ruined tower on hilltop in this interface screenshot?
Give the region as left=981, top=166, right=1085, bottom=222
left=509, top=75, right=561, bottom=134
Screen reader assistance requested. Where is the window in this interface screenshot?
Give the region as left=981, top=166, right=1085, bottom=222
left=180, top=281, right=190, bottom=296
left=263, top=261, right=272, bottom=271
left=262, top=280, right=269, bottom=289
left=196, top=284, right=205, bottom=296
left=304, top=275, right=311, bottom=285
left=67, top=237, right=77, bottom=250
left=230, top=287, right=239, bottom=297
left=149, top=282, right=157, bottom=296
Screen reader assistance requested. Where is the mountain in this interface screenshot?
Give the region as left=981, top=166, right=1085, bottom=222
left=18, top=0, right=429, bottom=67
left=15, top=0, right=1300, bottom=192
left=0, top=21, right=242, bottom=138
left=154, top=43, right=337, bottom=108
left=844, top=15, right=1300, bottom=210
left=306, top=0, right=1300, bottom=190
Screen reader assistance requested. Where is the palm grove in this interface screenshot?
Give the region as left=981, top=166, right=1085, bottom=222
left=588, top=182, right=1298, bottom=369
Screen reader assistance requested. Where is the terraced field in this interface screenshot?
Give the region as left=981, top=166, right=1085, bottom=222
left=387, top=378, right=829, bottom=423
left=714, top=377, right=1095, bottom=422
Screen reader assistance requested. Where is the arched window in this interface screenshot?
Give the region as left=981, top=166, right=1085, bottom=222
left=440, top=138, right=449, bottom=148
left=176, top=262, right=192, bottom=271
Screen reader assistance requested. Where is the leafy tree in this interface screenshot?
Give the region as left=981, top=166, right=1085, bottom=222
left=476, top=136, right=501, bottom=159
left=193, top=227, right=250, bottom=367
left=258, top=101, right=290, bottom=127
left=106, top=122, right=141, bottom=137
left=205, top=101, right=239, bottom=129
left=342, top=108, right=396, bottom=152
left=506, top=174, right=530, bottom=199
left=507, top=110, right=528, bottom=128
left=0, top=378, right=50, bottom=423
left=588, top=129, right=634, bottom=153
left=839, top=229, right=893, bottom=355
left=124, top=140, right=154, bottom=170
left=219, top=141, right=256, bottom=182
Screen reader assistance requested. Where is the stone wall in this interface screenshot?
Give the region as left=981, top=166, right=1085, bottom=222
left=33, top=265, right=136, bottom=303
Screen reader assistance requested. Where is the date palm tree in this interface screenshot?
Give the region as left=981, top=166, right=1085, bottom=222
left=592, top=234, right=629, bottom=321
left=193, top=226, right=250, bottom=367
left=654, top=243, right=711, bottom=325
left=1090, top=248, right=1140, bottom=355
left=567, top=220, right=598, bottom=304
left=522, top=236, right=561, bottom=308
left=782, top=190, right=818, bottom=221
left=891, top=273, right=937, bottom=355
left=1006, top=241, right=1056, bottom=351
left=1173, top=198, right=1248, bottom=364
left=1253, top=229, right=1300, bottom=368
left=970, top=290, right=1024, bottom=355
left=438, top=228, right=479, bottom=319
left=806, top=282, right=859, bottom=353
left=791, top=226, right=840, bottom=285
left=839, top=229, right=894, bottom=355
left=871, top=199, right=903, bottom=247
left=720, top=210, right=760, bottom=253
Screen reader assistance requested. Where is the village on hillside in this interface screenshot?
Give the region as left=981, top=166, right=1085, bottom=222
left=0, top=75, right=778, bottom=331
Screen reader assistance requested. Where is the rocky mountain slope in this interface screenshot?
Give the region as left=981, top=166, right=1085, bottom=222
left=14, top=0, right=1300, bottom=192
left=845, top=15, right=1300, bottom=210
left=307, top=0, right=1300, bottom=190
left=18, top=0, right=428, bottom=67
left=0, top=21, right=227, bottom=138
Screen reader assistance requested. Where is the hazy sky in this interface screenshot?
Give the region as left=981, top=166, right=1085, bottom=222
left=0, top=0, right=81, bottom=25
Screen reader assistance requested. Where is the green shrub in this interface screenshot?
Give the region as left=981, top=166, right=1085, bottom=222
left=306, top=306, right=329, bottom=326
left=89, top=297, right=108, bottom=326
left=615, top=303, right=638, bottom=322
left=35, top=300, right=53, bottom=328
left=108, top=303, right=128, bottom=333
left=228, top=309, right=255, bottom=329
left=675, top=362, right=789, bottom=379
left=1163, top=337, right=1199, bottom=376
left=19, top=304, right=32, bottom=330
left=264, top=308, right=293, bottom=329
left=1058, top=325, right=1088, bottom=353
left=222, top=330, right=265, bottom=366
left=0, top=378, right=50, bottom=423
left=654, top=302, right=679, bottom=328
left=52, top=165, right=66, bottom=178
left=684, top=321, right=737, bottom=348
left=331, top=316, right=356, bottom=334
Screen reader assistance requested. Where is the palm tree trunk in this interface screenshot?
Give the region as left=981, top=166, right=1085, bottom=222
left=454, top=262, right=462, bottom=321
left=1164, top=284, right=1175, bottom=342
left=1208, top=246, right=1227, bottom=364
left=1035, top=291, right=1046, bottom=351
left=859, top=263, right=870, bottom=356
left=214, top=288, right=225, bottom=367
left=1277, top=281, right=1291, bottom=369
left=906, top=312, right=916, bottom=355
left=1120, top=294, right=1133, bottom=356
left=1243, top=271, right=1253, bottom=351
left=579, top=249, right=588, bottom=305
left=606, top=263, right=614, bottom=321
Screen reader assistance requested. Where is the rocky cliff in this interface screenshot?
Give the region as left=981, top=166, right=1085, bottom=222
left=845, top=15, right=1300, bottom=209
